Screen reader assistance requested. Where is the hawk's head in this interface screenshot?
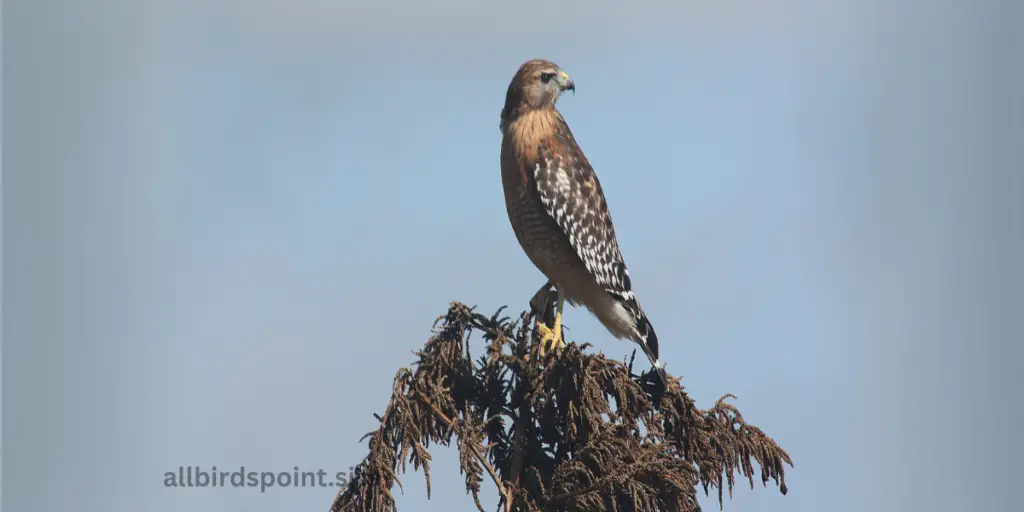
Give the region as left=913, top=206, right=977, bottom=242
left=500, top=59, right=575, bottom=131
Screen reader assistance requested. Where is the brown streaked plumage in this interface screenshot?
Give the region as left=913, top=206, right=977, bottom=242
left=499, top=59, right=666, bottom=384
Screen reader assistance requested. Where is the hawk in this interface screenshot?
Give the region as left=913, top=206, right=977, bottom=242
left=499, top=59, right=667, bottom=383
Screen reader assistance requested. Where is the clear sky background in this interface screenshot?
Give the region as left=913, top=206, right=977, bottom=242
left=4, top=1, right=1021, bottom=511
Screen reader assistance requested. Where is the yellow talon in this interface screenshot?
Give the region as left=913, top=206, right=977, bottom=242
left=536, top=288, right=566, bottom=357
left=536, top=322, right=563, bottom=356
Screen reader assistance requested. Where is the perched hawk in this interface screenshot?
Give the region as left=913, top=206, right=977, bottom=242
left=499, top=59, right=667, bottom=383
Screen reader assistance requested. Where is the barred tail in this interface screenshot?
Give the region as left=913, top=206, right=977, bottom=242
left=633, top=308, right=668, bottom=385
left=613, top=290, right=668, bottom=385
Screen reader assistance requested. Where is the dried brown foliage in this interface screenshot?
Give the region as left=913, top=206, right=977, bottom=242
left=331, top=301, right=792, bottom=512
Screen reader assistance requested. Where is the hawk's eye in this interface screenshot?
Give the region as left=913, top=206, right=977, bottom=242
left=540, top=72, right=556, bottom=83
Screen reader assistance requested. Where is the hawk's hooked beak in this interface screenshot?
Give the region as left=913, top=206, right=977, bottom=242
left=557, top=70, right=575, bottom=94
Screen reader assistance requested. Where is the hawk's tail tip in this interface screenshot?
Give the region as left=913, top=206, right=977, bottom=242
left=648, top=358, right=669, bottom=386
left=629, top=310, right=665, bottom=383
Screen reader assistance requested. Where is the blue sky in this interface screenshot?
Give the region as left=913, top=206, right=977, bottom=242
left=4, top=1, right=1021, bottom=511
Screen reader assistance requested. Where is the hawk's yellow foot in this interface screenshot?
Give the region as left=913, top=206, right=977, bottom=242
left=536, top=320, right=565, bottom=357
left=536, top=287, right=566, bottom=357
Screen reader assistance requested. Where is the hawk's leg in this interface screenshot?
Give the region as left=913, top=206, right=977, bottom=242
left=537, top=287, right=566, bottom=357
left=529, top=280, right=558, bottom=326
